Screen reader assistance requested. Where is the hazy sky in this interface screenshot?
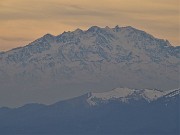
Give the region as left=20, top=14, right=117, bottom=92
left=0, top=0, right=179, bottom=51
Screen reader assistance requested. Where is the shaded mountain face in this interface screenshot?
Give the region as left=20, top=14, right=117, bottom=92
left=0, top=26, right=179, bottom=107
left=0, top=88, right=179, bottom=134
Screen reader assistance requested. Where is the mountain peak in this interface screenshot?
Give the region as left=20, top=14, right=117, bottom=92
left=42, top=33, right=55, bottom=40
left=87, top=26, right=102, bottom=32
left=113, top=25, right=121, bottom=32
left=104, top=26, right=110, bottom=29
left=73, top=28, right=83, bottom=34
left=43, top=33, right=54, bottom=37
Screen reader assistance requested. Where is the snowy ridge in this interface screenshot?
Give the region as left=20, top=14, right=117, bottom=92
left=164, top=89, right=180, bottom=98
left=87, top=88, right=180, bottom=106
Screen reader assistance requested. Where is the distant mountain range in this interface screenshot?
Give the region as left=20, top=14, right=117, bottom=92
left=0, top=25, right=179, bottom=107
left=0, top=87, right=179, bottom=134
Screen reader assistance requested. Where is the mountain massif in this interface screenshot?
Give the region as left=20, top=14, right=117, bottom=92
left=0, top=26, right=179, bottom=107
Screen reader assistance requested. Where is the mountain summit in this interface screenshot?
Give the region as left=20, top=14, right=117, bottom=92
left=0, top=26, right=179, bottom=107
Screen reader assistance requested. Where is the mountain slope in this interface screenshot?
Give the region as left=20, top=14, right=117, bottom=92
left=0, top=25, right=179, bottom=107
left=0, top=88, right=179, bottom=134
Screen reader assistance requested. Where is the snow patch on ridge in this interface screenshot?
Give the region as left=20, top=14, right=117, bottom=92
left=87, top=88, right=179, bottom=106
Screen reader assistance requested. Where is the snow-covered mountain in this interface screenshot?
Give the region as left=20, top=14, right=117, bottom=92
left=87, top=88, right=177, bottom=105
left=0, top=88, right=179, bottom=134
left=0, top=25, right=179, bottom=107
left=56, top=87, right=180, bottom=106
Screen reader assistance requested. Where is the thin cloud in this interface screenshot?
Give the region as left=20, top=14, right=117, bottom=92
left=0, top=36, right=33, bottom=42
left=0, top=2, right=114, bottom=21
